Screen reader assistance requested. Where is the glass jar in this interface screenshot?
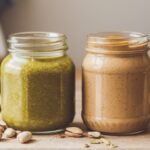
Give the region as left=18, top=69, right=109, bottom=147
left=1, top=32, right=75, bottom=133
left=82, top=32, right=150, bottom=135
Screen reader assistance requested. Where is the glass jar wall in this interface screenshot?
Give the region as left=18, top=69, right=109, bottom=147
left=1, top=32, right=75, bottom=133
left=82, top=32, right=150, bottom=135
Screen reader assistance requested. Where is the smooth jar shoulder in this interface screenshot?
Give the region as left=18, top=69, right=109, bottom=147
left=82, top=53, right=150, bottom=74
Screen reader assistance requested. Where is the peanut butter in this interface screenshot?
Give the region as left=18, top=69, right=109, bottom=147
left=82, top=32, right=150, bottom=134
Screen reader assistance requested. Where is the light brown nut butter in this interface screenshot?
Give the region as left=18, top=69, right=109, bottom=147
left=17, top=131, right=32, bottom=144
left=4, top=128, right=16, bottom=138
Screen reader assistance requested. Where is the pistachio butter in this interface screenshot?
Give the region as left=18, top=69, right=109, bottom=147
left=1, top=32, right=75, bottom=133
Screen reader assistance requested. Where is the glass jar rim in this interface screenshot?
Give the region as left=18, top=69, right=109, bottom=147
left=8, top=31, right=68, bottom=54
left=8, top=31, right=66, bottom=43
left=86, top=31, right=149, bottom=54
left=87, top=31, right=149, bottom=44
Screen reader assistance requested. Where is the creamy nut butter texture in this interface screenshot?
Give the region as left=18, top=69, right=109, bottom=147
left=82, top=32, right=150, bottom=134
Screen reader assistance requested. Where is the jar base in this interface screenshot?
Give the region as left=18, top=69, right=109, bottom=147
left=82, top=115, right=149, bottom=135
left=32, top=128, right=65, bottom=135
left=101, top=129, right=146, bottom=136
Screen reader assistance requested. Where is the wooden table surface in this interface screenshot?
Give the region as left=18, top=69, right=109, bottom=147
left=1, top=70, right=150, bottom=150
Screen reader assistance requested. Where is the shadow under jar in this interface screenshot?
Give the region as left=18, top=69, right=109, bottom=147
left=82, top=32, right=150, bottom=135
left=1, top=32, right=75, bottom=134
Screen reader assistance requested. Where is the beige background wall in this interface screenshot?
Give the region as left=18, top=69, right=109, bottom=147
left=1, top=0, right=150, bottom=66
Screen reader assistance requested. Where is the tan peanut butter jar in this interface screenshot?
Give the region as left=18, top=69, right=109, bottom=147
left=82, top=32, right=150, bottom=135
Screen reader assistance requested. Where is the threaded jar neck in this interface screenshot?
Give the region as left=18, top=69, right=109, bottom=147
left=8, top=32, right=68, bottom=57
left=86, top=32, right=149, bottom=54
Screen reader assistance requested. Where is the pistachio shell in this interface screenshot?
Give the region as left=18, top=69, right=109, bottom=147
left=65, top=131, right=83, bottom=137
left=88, top=131, right=101, bottom=138
left=4, top=128, right=16, bottom=138
left=66, top=127, right=83, bottom=134
left=17, top=131, right=32, bottom=143
left=0, top=120, right=7, bottom=129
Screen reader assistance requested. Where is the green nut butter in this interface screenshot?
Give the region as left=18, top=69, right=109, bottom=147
left=1, top=32, right=75, bottom=132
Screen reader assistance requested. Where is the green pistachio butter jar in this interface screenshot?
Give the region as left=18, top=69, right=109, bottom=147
left=1, top=32, right=75, bottom=134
